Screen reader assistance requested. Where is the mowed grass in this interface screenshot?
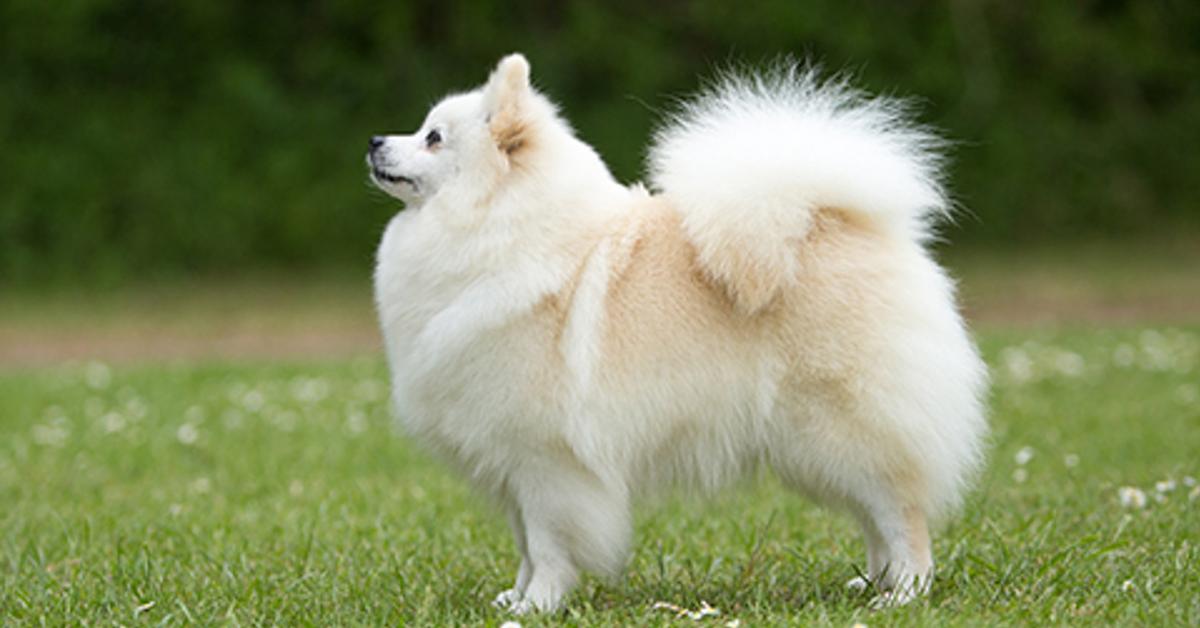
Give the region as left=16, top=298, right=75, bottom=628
left=1, top=328, right=1198, bottom=625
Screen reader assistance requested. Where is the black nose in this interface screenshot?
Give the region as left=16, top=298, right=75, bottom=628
left=369, top=136, right=385, bottom=151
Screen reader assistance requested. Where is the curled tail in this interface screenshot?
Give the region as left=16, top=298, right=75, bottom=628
left=647, top=64, right=950, bottom=314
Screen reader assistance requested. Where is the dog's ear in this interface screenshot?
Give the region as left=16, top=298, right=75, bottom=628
left=484, top=53, right=532, bottom=156
left=485, top=53, right=530, bottom=106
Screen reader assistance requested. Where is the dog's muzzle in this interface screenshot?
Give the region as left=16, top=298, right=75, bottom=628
left=367, top=138, right=415, bottom=187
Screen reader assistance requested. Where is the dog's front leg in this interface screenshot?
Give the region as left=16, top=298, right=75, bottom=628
left=492, top=504, right=533, bottom=610
left=501, top=465, right=631, bottom=614
left=504, top=492, right=579, bottom=614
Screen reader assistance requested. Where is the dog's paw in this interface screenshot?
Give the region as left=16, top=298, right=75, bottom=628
left=507, top=598, right=537, bottom=615
left=503, top=587, right=562, bottom=615
left=867, top=577, right=929, bottom=609
left=492, top=588, right=523, bottom=610
left=868, top=588, right=918, bottom=609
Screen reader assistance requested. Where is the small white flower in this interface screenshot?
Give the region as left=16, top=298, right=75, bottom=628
left=653, top=600, right=720, bottom=620
left=1063, top=454, right=1079, bottom=468
left=1184, top=476, right=1197, bottom=487
left=1139, top=330, right=1173, bottom=371
left=101, top=412, right=126, bottom=433
left=1053, top=351, right=1085, bottom=377
left=1014, top=446, right=1035, bottom=466
left=32, top=424, right=69, bottom=447
left=1121, top=579, right=1136, bottom=593
left=1113, top=344, right=1135, bottom=367
left=124, top=397, right=148, bottom=420
left=84, top=361, right=112, bottom=390
left=499, top=622, right=522, bottom=628
left=1001, top=347, right=1034, bottom=382
left=242, top=389, right=265, bottom=412
left=291, top=377, right=331, bottom=403
left=176, top=423, right=199, bottom=445
left=345, top=410, right=367, bottom=435
left=1012, top=469, right=1028, bottom=483
left=693, top=601, right=719, bottom=619
left=1155, top=479, right=1176, bottom=493
left=1118, top=486, right=1147, bottom=509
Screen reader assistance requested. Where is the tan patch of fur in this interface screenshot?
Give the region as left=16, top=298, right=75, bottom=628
left=712, top=243, right=798, bottom=316
left=904, top=504, right=932, bottom=569
left=587, top=198, right=943, bottom=502
left=593, top=199, right=906, bottom=384
left=486, top=54, right=536, bottom=160
left=598, top=198, right=754, bottom=376
left=490, top=110, right=530, bottom=156
left=688, top=205, right=888, bottom=317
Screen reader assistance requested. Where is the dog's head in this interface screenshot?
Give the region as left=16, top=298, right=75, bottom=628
left=367, top=53, right=547, bottom=206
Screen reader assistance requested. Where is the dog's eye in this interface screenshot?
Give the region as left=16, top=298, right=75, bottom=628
left=425, top=129, right=442, bottom=147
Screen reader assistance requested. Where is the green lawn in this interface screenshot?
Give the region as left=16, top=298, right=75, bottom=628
left=1, top=327, right=1198, bottom=625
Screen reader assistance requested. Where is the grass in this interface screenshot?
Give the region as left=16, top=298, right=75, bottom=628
left=1, top=326, right=1198, bottom=625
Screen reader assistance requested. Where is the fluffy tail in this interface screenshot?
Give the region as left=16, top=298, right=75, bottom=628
left=647, top=64, right=950, bottom=314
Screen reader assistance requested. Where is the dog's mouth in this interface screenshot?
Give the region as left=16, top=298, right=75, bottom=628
left=372, top=168, right=416, bottom=187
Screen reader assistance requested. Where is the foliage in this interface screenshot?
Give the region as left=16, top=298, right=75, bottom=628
left=2, top=1, right=1198, bottom=282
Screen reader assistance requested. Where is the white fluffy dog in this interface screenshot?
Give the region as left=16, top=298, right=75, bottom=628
left=369, top=53, right=987, bottom=613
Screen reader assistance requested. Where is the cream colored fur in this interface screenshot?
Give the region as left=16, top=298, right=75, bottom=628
left=370, top=54, right=988, bottom=614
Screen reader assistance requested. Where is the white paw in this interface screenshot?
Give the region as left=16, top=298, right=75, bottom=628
left=507, top=598, right=536, bottom=615
left=869, top=587, right=918, bottom=609
left=867, top=576, right=929, bottom=609
left=506, top=587, right=562, bottom=615
left=492, top=588, right=523, bottom=610
left=846, top=576, right=870, bottom=592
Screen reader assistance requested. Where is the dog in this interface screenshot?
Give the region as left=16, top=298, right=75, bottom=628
left=368, top=53, right=987, bottom=613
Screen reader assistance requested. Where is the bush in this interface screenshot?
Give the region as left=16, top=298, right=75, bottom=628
left=2, top=1, right=1197, bottom=283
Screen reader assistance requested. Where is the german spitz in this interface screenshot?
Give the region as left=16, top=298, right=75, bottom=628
left=369, top=54, right=987, bottom=612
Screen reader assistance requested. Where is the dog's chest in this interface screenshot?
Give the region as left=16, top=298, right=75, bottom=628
left=373, top=213, right=573, bottom=439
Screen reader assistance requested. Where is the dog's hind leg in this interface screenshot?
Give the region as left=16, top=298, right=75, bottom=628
left=845, top=509, right=887, bottom=593
left=768, top=417, right=934, bottom=606
left=845, top=485, right=933, bottom=607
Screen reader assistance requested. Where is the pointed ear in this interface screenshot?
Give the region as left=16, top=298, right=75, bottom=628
left=484, top=53, right=531, bottom=109
left=485, top=54, right=533, bottom=156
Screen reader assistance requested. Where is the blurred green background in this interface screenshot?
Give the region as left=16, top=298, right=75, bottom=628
left=2, top=5, right=1199, bottom=622
left=2, top=0, right=1198, bottom=285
